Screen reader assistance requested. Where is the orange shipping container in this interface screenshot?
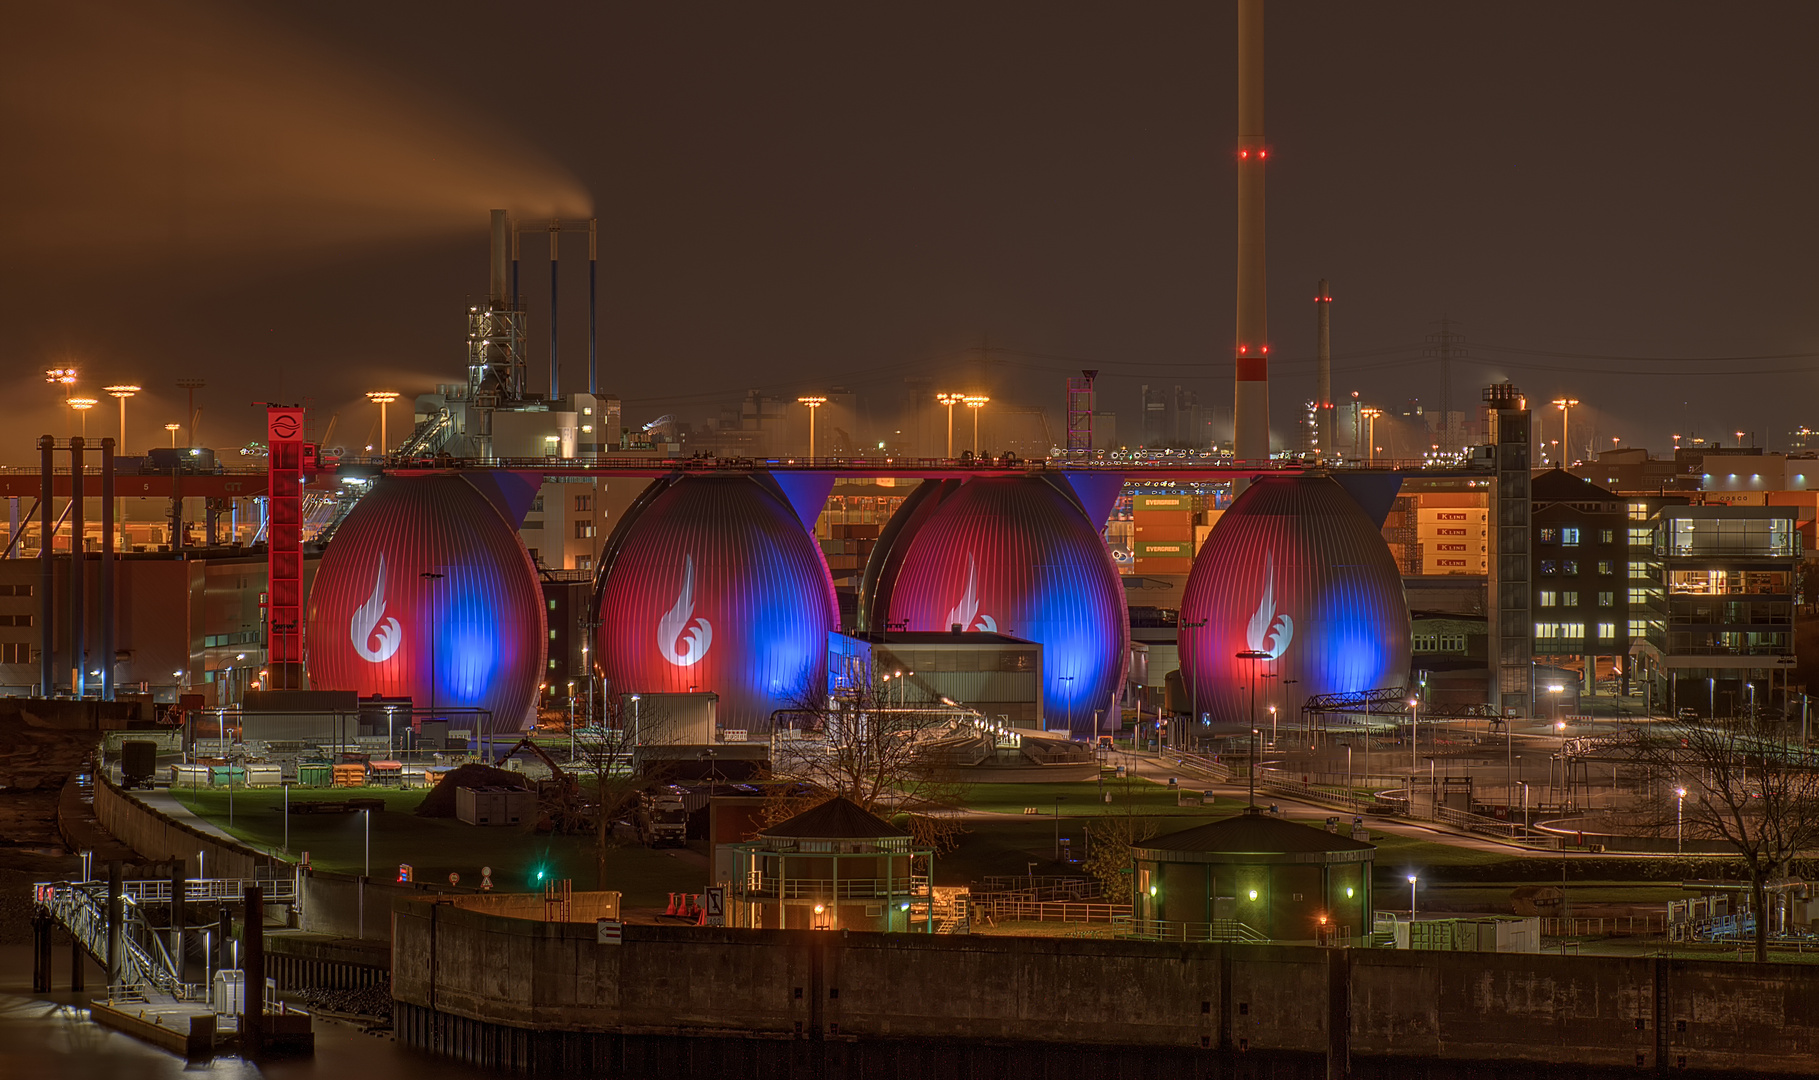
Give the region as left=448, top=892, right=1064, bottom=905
left=1133, top=510, right=1197, bottom=528
left=1133, top=523, right=1195, bottom=542
left=1134, top=557, right=1195, bottom=575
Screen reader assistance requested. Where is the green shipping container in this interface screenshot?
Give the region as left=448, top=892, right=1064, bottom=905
left=297, top=764, right=332, bottom=788
left=1135, top=540, right=1195, bottom=557
left=1132, top=494, right=1198, bottom=512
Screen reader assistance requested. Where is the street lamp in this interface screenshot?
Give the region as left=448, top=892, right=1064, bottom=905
left=964, top=394, right=989, bottom=455
left=1408, top=874, right=1419, bottom=919
left=1237, top=649, right=1271, bottom=805
left=46, top=368, right=77, bottom=433
left=66, top=397, right=98, bottom=436
left=165, top=423, right=182, bottom=447
left=936, top=392, right=963, bottom=458
left=1676, top=786, right=1687, bottom=854
left=797, top=396, right=827, bottom=458
left=1551, top=398, right=1580, bottom=465
left=420, top=571, right=445, bottom=753
left=1359, top=407, right=1382, bottom=464
left=1408, top=697, right=1420, bottom=777
left=104, top=385, right=140, bottom=451
left=366, top=391, right=400, bottom=456
left=1268, top=704, right=1277, bottom=748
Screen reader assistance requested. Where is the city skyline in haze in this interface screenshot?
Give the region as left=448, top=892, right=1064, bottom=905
left=3, top=1, right=1815, bottom=459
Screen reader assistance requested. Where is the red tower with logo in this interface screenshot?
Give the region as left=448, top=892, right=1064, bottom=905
left=267, top=406, right=306, bottom=689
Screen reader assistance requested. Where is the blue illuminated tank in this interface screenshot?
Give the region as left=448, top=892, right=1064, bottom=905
left=592, top=475, right=838, bottom=724
left=1178, top=474, right=1411, bottom=723
left=305, top=473, right=547, bottom=733
left=866, top=475, right=1128, bottom=735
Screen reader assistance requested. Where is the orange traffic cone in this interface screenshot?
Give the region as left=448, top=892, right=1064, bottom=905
left=664, top=892, right=679, bottom=916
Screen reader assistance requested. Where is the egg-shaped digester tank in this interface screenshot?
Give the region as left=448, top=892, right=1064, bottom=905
left=1178, top=474, right=1411, bottom=723
left=592, top=474, right=838, bottom=724
left=872, top=475, right=1128, bottom=735
left=305, top=473, right=548, bottom=734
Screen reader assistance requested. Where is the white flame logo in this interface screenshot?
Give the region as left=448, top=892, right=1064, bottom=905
left=658, top=555, right=713, bottom=667
left=1245, top=551, right=1294, bottom=659
left=945, top=554, right=998, bottom=633
left=350, top=555, right=402, bottom=663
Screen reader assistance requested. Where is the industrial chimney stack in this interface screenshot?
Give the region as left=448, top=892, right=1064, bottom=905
left=1232, top=0, right=1269, bottom=462
left=1315, top=279, right=1332, bottom=459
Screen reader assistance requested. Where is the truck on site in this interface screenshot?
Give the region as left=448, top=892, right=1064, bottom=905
left=643, top=789, right=689, bottom=846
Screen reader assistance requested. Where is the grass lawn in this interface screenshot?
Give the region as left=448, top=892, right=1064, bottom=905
left=169, top=788, right=703, bottom=907
left=954, top=778, right=1233, bottom=818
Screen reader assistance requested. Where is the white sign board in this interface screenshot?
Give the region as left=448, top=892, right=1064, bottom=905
left=596, top=918, right=623, bottom=945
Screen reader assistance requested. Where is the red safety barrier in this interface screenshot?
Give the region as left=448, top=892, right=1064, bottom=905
left=664, top=892, right=679, bottom=916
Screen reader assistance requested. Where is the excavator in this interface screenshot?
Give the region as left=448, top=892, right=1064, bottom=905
left=492, top=737, right=592, bottom=834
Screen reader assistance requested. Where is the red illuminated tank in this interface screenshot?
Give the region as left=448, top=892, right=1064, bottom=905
left=869, top=475, right=1128, bottom=735
left=1178, top=475, right=1411, bottom=724
left=592, top=475, right=838, bottom=724
left=305, top=473, right=547, bottom=734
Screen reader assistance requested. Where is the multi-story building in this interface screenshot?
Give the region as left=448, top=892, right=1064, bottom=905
left=1530, top=470, right=1631, bottom=693
left=1635, top=504, right=1800, bottom=719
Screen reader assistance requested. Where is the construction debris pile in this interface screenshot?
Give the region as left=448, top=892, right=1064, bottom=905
left=414, top=764, right=531, bottom=818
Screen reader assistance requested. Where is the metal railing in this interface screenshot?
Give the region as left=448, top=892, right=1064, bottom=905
left=34, top=882, right=180, bottom=993
left=972, top=899, right=1130, bottom=924
left=1117, top=917, right=1270, bottom=944
left=739, top=875, right=932, bottom=901
left=1541, top=915, right=1665, bottom=938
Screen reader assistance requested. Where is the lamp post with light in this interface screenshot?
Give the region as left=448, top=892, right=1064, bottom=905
left=66, top=397, right=97, bottom=436
left=1676, top=786, right=1687, bottom=854
left=46, top=369, right=77, bottom=434
left=796, top=396, right=826, bottom=458
left=1237, top=649, right=1270, bottom=805
left=1359, top=407, right=1382, bottom=464
left=104, top=385, right=140, bottom=451
left=165, top=423, right=182, bottom=448
left=936, top=393, right=962, bottom=458
left=366, top=391, right=400, bottom=457
left=965, top=394, right=989, bottom=455
left=1408, top=874, right=1419, bottom=919
left=1552, top=398, right=1580, bottom=464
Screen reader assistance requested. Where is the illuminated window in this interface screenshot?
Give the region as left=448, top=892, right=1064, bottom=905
left=1561, top=527, right=1580, bottom=546
left=1629, top=588, right=1650, bottom=605
left=1538, top=591, right=1557, bottom=608
left=1562, top=591, right=1579, bottom=607
left=1540, top=560, right=1558, bottom=576
left=1597, top=560, right=1615, bottom=575
left=1597, top=622, right=1617, bottom=640
left=1539, top=528, right=1559, bottom=543
left=1599, top=529, right=1615, bottom=544
left=1562, top=560, right=1579, bottom=575
left=1598, top=592, right=1614, bottom=607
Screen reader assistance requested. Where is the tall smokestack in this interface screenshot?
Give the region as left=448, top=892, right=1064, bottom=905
left=549, top=219, right=561, bottom=399
left=488, top=209, right=509, bottom=307
left=1316, top=279, right=1332, bottom=459
left=1233, top=0, right=1268, bottom=462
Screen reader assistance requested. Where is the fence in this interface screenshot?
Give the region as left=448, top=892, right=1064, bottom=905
left=1539, top=915, right=1666, bottom=938
left=971, top=898, right=1130, bottom=925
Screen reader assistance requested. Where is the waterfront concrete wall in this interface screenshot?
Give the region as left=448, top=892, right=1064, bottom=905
left=93, top=772, right=267, bottom=879
left=392, top=900, right=1819, bottom=1076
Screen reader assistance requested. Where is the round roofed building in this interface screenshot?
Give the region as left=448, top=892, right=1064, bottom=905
left=1131, top=808, right=1374, bottom=943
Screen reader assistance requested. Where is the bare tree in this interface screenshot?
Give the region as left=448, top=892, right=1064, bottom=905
left=1081, top=774, right=1159, bottom=905
left=568, top=694, right=677, bottom=889
left=765, top=671, right=975, bottom=850
left=1616, top=721, right=1819, bottom=961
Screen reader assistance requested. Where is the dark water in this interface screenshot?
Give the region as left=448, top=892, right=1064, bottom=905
left=0, top=946, right=504, bottom=1079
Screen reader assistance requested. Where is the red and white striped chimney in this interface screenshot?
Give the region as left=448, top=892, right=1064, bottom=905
left=1232, top=0, right=1269, bottom=463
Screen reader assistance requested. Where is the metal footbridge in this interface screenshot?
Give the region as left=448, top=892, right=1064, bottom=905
left=32, top=876, right=297, bottom=996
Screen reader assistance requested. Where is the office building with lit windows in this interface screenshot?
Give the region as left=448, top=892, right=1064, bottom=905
left=1530, top=470, right=1632, bottom=697
left=1634, top=504, right=1800, bottom=720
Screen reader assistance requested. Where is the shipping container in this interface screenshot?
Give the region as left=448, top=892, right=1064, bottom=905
left=1132, top=493, right=1199, bottom=513
left=1133, top=510, right=1196, bottom=528
left=1134, top=557, right=1195, bottom=575
left=1135, top=540, right=1195, bottom=557
left=1133, top=524, right=1195, bottom=542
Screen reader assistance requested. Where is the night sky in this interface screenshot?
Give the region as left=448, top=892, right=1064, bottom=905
left=5, top=2, right=1816, bottom=459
